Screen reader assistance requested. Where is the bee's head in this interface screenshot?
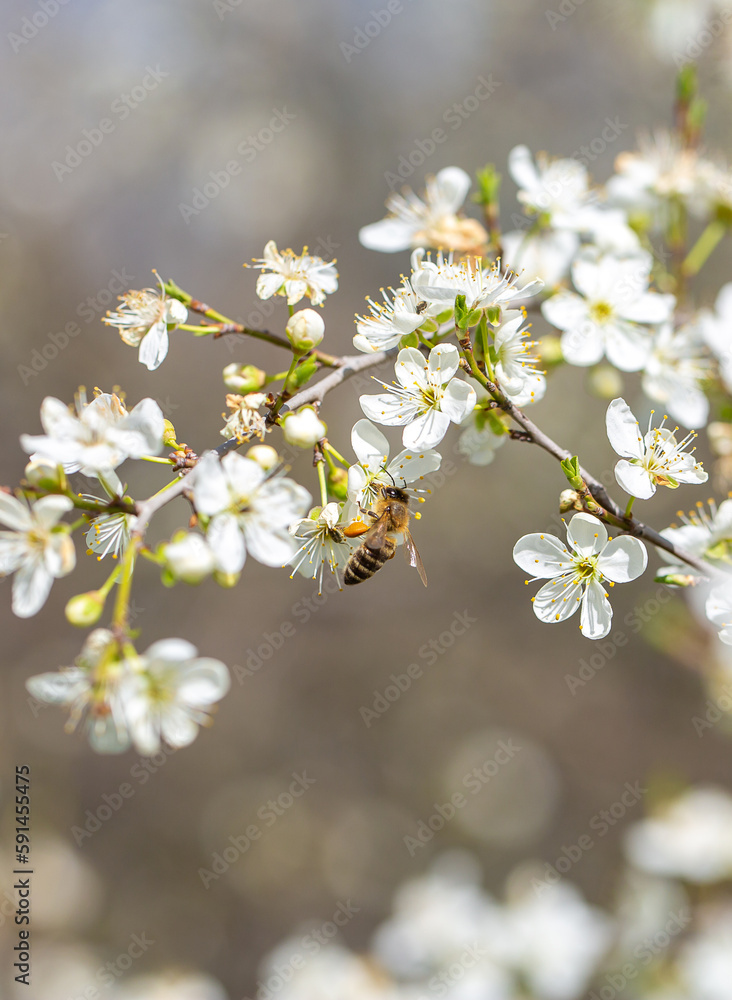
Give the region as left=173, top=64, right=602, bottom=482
left=381, top=485, right=410, bottom=503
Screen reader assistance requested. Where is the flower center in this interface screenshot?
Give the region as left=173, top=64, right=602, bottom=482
left=574, top=555, right=599, bottom=581
left=590, top=301, right=613, bottom=324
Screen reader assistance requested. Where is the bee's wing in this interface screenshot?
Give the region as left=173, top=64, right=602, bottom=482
left=403, top=527, right=427, bottom=587
left=363, top=512, right=390, bottom=551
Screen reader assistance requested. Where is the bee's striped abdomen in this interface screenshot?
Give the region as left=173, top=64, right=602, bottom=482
left=344, top=536, right=396, bottom=585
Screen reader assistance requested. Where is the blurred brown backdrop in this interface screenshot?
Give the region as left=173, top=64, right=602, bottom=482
left=2, top=0, right=732, bottom=996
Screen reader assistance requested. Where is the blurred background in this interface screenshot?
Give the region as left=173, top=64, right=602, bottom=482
left=2, top=0, right=732, bottom=997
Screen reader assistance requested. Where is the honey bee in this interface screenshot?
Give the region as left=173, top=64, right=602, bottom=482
left=343, top=484, right=427, bottom=587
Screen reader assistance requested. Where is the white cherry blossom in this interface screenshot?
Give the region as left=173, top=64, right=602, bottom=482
left=346, top=418, right=441, bottom=512
left=359, top=344, right=476, bottom=449
left=624, top=787, right=732, bottom=883
left=502, top=228, right=579, bottom=289
left=21, top=391, right=164, bottom=496
left=508, top=145, right=591, bottom=227
left=353, top=277, right=431, bottom=354
left=289, top=503, right=355, bottom=593
left=607, top=130, right=700, bottom=227
left=0, top=493, right=76, bottom=618
left=103, top=277, right=188, bottom=371
left=658, top=498, right=732, bottom=580
left=606, top=397, right=707, bottom=500
left=191, top=451, right=310, bottom=574
left=359, top=166, right=487, bottom=254
left=412, top=252, right=543, bottom=317
left=643, top=322, right=711, bottom=429
left=250, top=240, right=338, bottom=306
left=513, top=512, right=647, bottom=639
left=493, top=312, right=546, bottom=406
left=26, top=629, right=130, bottom=754
left=119, top=638, right=230, bottom=755
left=541, top=249, right=675, bottom=371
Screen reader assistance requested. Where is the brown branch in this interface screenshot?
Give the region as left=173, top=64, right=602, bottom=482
left=486, top=379, right=725, bottom=580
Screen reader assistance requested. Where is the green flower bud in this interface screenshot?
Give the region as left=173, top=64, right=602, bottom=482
left=286, top=309, right=325, bottom=352
left=223, top=363, right=267, bottom=393
left=327, top=467, right=349, bottom=501
left=162, top=419, right=179, bottom=448
left=65, top=591, right=105, bottom=627
left=24, top=458, right=67, bottom=492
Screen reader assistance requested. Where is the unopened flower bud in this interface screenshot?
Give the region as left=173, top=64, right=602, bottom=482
left=24, top=457, right=67, bottom=492
left=328, top=467, right=349, bottom=501
left=162, top=419, right=179, bottom=448
left=247, top=444, right=279, bottom=470
left=163, top=532, right=215, bottom=584
left=286, top=309, right=325, bottom=352
left=214, top=571, right=240, bottom=588
left=223, top=363, right=267, bottom=393
left=559, top=488, right=581, bottom=513
left=65, top=591, right=105, bottom=627
left=588, top=364, right=623, bottom=399
left=281, top=408, right=327, bottom=448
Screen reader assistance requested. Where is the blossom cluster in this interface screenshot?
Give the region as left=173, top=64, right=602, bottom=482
left=249, top=783, right=732, bottom=1000
left=4, top=70, right=732, bottom=758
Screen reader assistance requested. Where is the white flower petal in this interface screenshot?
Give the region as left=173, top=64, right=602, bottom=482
left=440, top=379, right=476, bottom=423
left=615, top=460, right=655, bottom=499
left=351, top=419, right=390, bottom=470
left=533, top=575, right=583, bottom=623
left=566, top=513, right=608, bottom=556
left=605, top=398, right=645, bottom=460
left=580, top=579, right=613, bottom=639
left=358, top=218, right=415, bottom=253
left=138, top=320, right=169, bottom=371
left=207, top=512, right=246, bottom=574
left=513, top=533, right=573, bottom=578
left=12, top=557, right=54, bottom=618
left=402, top=409, right=451, bottom=450
left=597, top=535, right=648, bottom=583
